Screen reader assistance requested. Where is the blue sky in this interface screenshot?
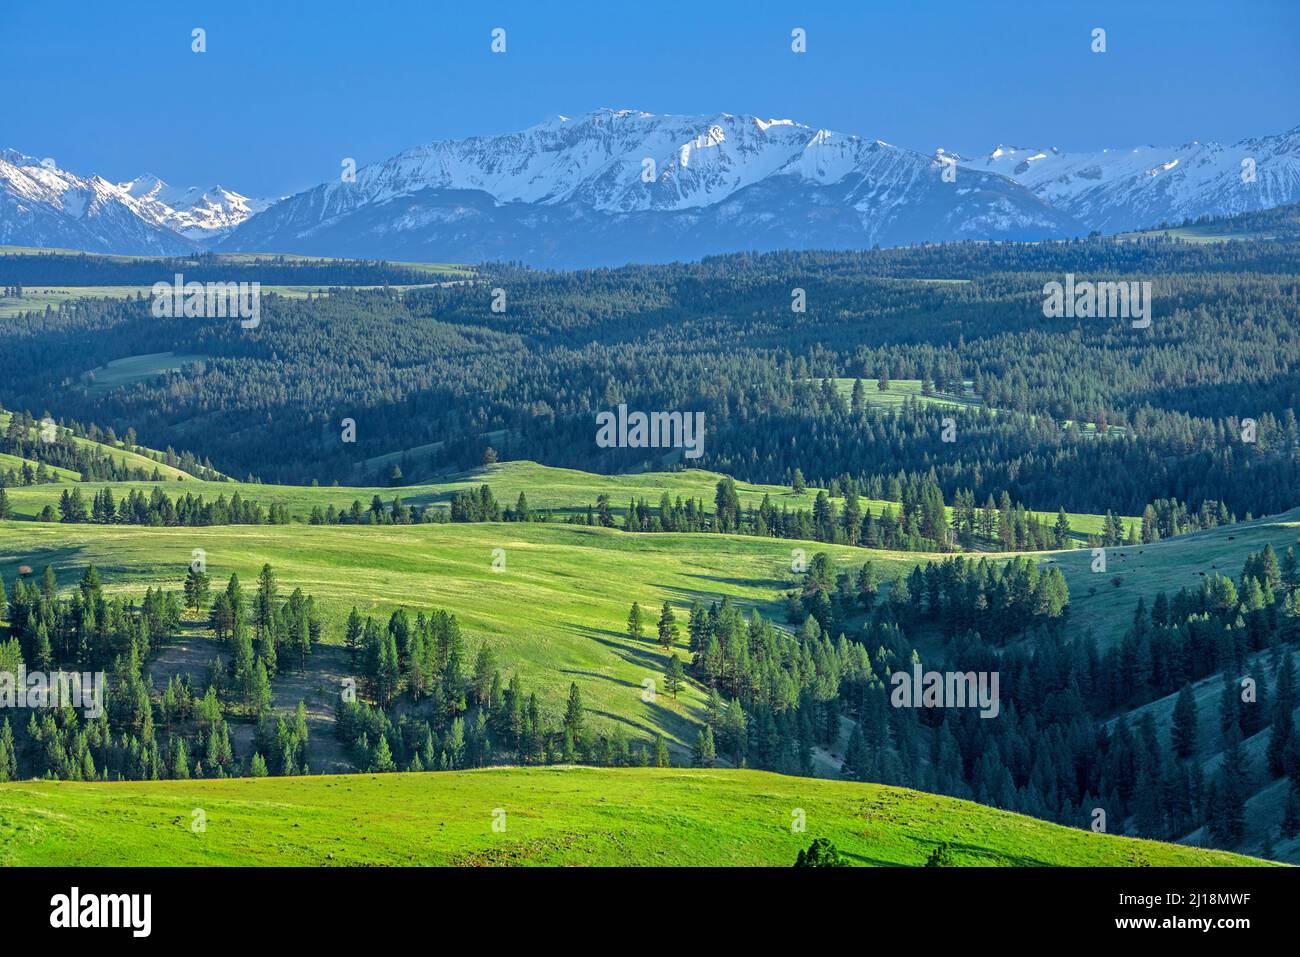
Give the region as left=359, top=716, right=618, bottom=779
left=5, top=0, right=1296, bottom=197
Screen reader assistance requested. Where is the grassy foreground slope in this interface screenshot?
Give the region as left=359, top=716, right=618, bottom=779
left=0, top=767, right=1266, bottom=867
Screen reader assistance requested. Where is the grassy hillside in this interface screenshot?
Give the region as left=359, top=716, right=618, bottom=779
left=83, top=351, right=209, bottom=396
left=0, top=519, right=902, bottom=747
left=0, top=410, right=194, bottom=481
left=0, top=458, right=1128, bottom=541
left=0, top=766, right=1267, bottom=867
left=0, top=451, right=79, bottom=482
left=1044, top=507, right=1300, bottom=647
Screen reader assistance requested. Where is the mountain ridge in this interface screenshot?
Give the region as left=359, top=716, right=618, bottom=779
left=5, top=110, right=1299, bottom=265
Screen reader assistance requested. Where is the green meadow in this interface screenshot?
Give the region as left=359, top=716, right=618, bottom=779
left=0, top=283, right=467, bottom=318
left=820, top=377, right=983, bottom=412
left=0, top=766, right=1267, bottom=867
left=0, top=519, right=903, bottom=745
left=1, top=457, right=1128, bottom=543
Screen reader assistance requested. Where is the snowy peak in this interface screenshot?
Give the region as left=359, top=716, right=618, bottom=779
left=221, top=108, right=1082, bottom=266
left=977, top=126, right=1300, bottom=230
left=117, top=175, right=271, bottom=240
left=327, top=108, right=941, bottom=215
left=4, top=113, right=1299, bottom=262
left=0, top=150, right=266, bottom=253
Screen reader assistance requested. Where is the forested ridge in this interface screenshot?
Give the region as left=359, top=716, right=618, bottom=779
left=0, top=236, right=1296, bottom=523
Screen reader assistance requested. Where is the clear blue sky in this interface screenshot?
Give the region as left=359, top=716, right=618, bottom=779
left=6, top=0, right=1296, bottom=197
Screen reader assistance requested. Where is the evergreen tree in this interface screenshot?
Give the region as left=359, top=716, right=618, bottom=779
left=693, top=725, right=716, bottom=768
left=664, top=654, right=684, bottom=699
left=563, top=682, right=585, bottom=742
left=652, top=733, right=670, bottom=768
left=1172, top=684, right=1198, bottom=759
left=656, top=602, right=678, bottom=652
left=183, top=565, right=211, bottom=614
left=344, top=607, right=363, bottom=670
left=924, top=843, right=955, bottom=867
left=794, top=838, right=847, bottom=867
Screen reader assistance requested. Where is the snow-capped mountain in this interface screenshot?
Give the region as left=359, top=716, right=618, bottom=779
left=6, top=112, right=1299, bottom=264
left=977, top=126, right=1300, bottom=232
left=0, top=150, right=265, bottom=254
left=120, top=175, right=271, bottom=241
left=220, top=109, right=1081, bottom=266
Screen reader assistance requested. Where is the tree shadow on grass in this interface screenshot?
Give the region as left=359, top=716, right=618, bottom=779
left=937, top=839, right=1055, bottom=867
left=0, top=544, right=109, bottom=583
left=680, top=572, right=791, bottom=591
left=578, top=628, right=673, bottom=673
left=557, top=667, right=640, bottom=690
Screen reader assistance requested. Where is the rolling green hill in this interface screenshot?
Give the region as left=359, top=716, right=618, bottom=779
left=0, top=519, right=897, bottom=747
left=0, top=410, right=196, bottom=481
left=1044, top=506, right=1300, bottom=648
left=0, top=458, right=1128, bottom=543
left=0, top=766, right=1268, bottom=867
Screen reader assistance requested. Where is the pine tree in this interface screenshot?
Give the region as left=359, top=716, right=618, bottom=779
left=563, top=682, right=585, bottom=741
left=344, top=607, right=363, bottom=670
left=1268, top=657, right=1296, bottom=778
left=1053, top=508, right=1071, bottom=548
left=626, top=602, right=643, bottom=641
left=656, top=602, right=678, bottom=652
left=693, top=725, right=716, bottom=768
left=924, top=843, right=955, bottom=867
left=1283, top=783, right=1300, bottom=839
left=652, top=733, right=670, bottom=768
left=1210, top=729, right=1250, bottom=846
left=1172, top=684, right=1198, bottom=759
left=373, top=735, right=396, bottom=772
left=794, top=838, right=847, bottom=867
left=183, top=565, right=210, bottom=614
left=0, top=718, right=15, bottom=781
left=664, top=654, right=684, bottom=698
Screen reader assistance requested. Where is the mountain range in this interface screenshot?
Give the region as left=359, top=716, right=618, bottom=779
left=0, top=148, right=268, bottom=255
left=4, top=110, right=1298, bottom=265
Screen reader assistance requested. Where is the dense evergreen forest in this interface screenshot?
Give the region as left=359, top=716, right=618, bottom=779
left=0, top=235, right=1296, bottom=524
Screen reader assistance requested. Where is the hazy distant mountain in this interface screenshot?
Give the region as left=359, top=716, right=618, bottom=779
left=976, top=125, right=1300, bottom=233
left=7, top=111, right=1299, bottom=263
left=0, top=149, right=266, bottom=254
